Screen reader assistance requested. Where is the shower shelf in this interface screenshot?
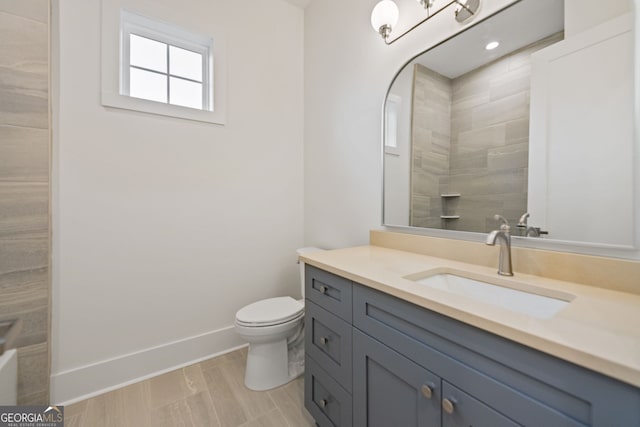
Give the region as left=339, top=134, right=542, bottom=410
left=440, top=193, right=461, bottom=198
left=440, top=215, right=461, bottom=219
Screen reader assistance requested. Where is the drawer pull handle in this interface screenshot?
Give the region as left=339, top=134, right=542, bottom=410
left=319, top=336, right=329, bottom=345
left=319, top=398, right=328, bottom=408
left=442, top=398, right=455, bottom=415
left=421, top=384, right=433, bottom=399
left=319, top=285, right=329, bottom=295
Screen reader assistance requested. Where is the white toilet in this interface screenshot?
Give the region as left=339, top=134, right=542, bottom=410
left=234, top=247, right=323, bottom=391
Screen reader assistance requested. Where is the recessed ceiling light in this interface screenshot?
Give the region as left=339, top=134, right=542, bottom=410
left=485, top=41, right=500, bottom=51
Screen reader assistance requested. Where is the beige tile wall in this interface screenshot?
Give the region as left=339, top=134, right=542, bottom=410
left=0, top=0, right=50, bottom=405
left=410, top=64, right=451, bottom=228
left=448, top=33, right=563, bottom=233
left=409, top=33, right=563, bottom=233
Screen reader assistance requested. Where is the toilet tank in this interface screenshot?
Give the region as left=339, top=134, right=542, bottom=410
left=296, top=247, right=324, bottom=298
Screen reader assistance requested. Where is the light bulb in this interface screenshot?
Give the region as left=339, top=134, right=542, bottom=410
left=371, top=0, right=399, bottom=33
left=485, top=41, right=500, bottom=50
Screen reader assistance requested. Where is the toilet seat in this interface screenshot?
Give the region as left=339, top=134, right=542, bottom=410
left=235, top=296, right=304, bottom=327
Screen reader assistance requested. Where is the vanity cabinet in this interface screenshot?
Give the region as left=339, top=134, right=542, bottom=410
left=353, top=329, right=520, bottom=427
left=304, top=265, right=640, bottom=427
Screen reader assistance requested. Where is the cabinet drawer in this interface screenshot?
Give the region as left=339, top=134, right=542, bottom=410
left=306, top=265, right=352, bottom=322
left=306, top=300, right=352, bottom=392
left=442, top=381, right=518, bottom=427
left=305, top=356, right=352, bottom=427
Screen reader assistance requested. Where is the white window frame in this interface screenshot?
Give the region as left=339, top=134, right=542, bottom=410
left=101, top=4, right=226, bottom=125
left=385, top=94, right=401, bottom=156
left=121, top=11, right=212, bottom=111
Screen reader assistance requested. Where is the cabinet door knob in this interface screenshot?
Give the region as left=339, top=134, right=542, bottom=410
left=319, top=285, right=328, bottom=294
left=421, top=384, right=433, bottom=399
left=319, top=336, right=329, bottom=345
left=442, top=398, right=455, bottom=415
left=319, top=398, right=328, bottom=408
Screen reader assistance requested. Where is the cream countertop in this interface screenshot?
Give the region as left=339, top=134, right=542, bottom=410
left=300, top=245, right=640, bottom=389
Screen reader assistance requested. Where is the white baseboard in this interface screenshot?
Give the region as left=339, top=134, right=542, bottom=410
left=51, top=325, right=246, bottom=405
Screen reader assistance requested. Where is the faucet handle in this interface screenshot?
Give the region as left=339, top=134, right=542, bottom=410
left=493, top=214, right=510, bottom=232
left=517, top=212, right=530, bottom=227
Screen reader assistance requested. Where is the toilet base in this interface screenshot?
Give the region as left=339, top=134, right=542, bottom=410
left=245, top=338, right=299, bottom=391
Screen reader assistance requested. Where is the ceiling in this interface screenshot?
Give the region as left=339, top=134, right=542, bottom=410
left=415, top=0, right=565, bottom=78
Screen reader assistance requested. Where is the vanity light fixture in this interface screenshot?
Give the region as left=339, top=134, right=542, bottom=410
left=485, top=40, right=500, bottom=50
left=371, top=0, right=481, bottom=45
left=371, top=0, right=400, bottom=41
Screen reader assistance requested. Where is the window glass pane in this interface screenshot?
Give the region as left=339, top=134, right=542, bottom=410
left=169, top=46, right=203, bottom=81
left=385, top=99, right=399, bottom=148
left=130, top=34, right=167, bottom=72
left=170, top=77, right=202, bottom=109
left=129, top=68, right=167, bottom=103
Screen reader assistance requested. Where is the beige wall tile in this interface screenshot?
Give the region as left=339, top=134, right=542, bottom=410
left=0, top=0, right=48, bottom=24
left=0, top=12, right=48, bottom=72
left=0, top=67, right=48, bottom=100
left=3, top=306, right=48, bottom=348
left=0, top=126, right=49, bottom=181
left=0, top=12, right=49, bottom=129
left=0, top=183, right=48, bottom=240
left=0, top=267, right=47, bottom=304
left=409, top=35, right=557, bottom=232
left=1, top=2, right=50, bottom=409
left=0, top=88, right=48, bottom=129
left=17, top=342, right=48, bottom=404
left=17, top=389, right=49, bottom=406
left=0, top=237, right=48, bottom=275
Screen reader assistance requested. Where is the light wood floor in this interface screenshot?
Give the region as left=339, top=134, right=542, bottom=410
left=64, top=347, right=315, bottom=427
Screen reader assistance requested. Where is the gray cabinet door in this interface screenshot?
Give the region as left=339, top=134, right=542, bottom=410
left=353, top=329, right=441, bottom=427
left=441, top=381, right=519, bottom=427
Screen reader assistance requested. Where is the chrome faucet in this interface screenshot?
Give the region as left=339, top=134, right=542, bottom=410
left=516, top=212, right=548, bottom=238
left=486, top=214, right=513, bottom=276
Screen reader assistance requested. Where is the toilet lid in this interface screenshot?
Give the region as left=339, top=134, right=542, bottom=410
left=235, top=296, right=304, bottom=326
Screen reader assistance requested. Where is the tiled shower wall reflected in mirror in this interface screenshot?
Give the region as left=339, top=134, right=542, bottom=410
left=410, top=33, right=563, bottom=233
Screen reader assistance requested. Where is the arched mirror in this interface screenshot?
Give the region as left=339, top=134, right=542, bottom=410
left=382, top=0, right=638, bottom=257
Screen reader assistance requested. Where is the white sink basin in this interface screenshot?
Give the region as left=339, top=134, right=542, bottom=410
left=410, top=272, right=572, bottom=319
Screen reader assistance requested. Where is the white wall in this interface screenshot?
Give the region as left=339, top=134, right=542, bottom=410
left=565, top=0, right=632, bottom=37
left=303, top=0, right=520, bottom=249
left=51, top=0, right=304, bottom=403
